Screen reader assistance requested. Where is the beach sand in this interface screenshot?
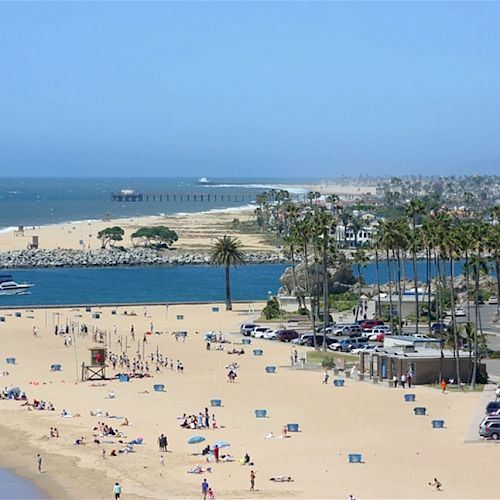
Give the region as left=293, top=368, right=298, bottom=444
left=0, top=207, right=273, bottom=253
left=0, top=303, right=498, bottom=499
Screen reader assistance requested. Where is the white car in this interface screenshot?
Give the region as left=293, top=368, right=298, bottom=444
left=454, top=308, right=466, bottom=317
left=351, top=345, right=377, bottom=355
left=253, top=327, right=273, bottom=339
left=413, top=333, right=431, bottom=339
left=488, top=296, right=498, bottom=305
left=262, top=329, right=278, bottom=340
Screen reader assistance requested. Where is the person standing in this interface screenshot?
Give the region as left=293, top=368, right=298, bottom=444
left=322, top=369, right=329, bottom=384
left=158, top=433, right=165, bottom=451
left=393, top=375, right=398, bottom=388
left=113, top=482, right=122, bottom=499
left=400, top=373, right=407, bottom=389
left=201, top=478, right=209, bottom=500
left=441, top=379, right=448, bottom=393
left=407, top=371, right=413, bottom=388
left=37, top=453, right=42, bottom=473
left=250, top=470, right=256, bottom=491
left=213, top=444, right=219, bottom=463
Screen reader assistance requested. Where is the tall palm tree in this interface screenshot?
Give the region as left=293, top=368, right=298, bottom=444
left=353, top=247, right=369, bottom=321
left=211, top=235, right=245, bottom=311
left=406, top=198, right=426, bottom=332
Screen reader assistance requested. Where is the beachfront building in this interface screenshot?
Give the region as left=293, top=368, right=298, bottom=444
left=375, top=292, right=433, bottom=320
left=334, top=224, right=376, bottom=247
left=359, top=346, right=486, bottom=385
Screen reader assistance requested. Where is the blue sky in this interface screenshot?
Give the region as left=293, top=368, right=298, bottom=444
left=0, top=2, right=499, bottom=178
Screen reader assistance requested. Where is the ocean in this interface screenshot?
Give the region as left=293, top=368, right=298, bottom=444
left=0, top=177, right=307, bottom=230
left=0, top=469, right=46, bottom=499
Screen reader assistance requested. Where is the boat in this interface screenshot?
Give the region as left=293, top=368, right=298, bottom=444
left=0, top=275, right=34, bottom=295
left=197, top=177, right=214, bottom=186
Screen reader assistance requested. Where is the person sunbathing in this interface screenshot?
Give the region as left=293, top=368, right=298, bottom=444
left=270, top=476, right=294, bottom=482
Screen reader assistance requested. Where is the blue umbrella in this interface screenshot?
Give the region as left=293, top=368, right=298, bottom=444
left=188, top=436, right=206, bottom=445
left=213, top=440, right=230, bottom=449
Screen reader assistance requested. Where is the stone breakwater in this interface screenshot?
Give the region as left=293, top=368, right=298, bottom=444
left=0, top=248, right=288, bottom=268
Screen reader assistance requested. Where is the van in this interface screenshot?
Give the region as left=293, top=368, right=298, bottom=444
left=485, top=401, right=500, bottom=414
left=276, top=329, right=299, bottom=342
left=240, top=324, right=259, bottom=336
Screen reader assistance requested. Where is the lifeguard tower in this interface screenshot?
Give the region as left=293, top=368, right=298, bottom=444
left=81, top=346, right=107, bottom=381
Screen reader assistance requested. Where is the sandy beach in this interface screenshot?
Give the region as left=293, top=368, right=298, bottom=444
left=0, top=302, right=497, bottom=500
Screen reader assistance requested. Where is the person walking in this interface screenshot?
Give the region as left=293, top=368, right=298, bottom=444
left=429, top=478, right=442, bottom=491
left=201, top=478, right=209, bottom=500
left=407, top=371, right=413, bottom=388
left=400, top=373, right=407, bottom=389
left=440, top=379, right=448, bottom=393
left=36, top=453, right=42, bottom=473
left=250, top=470, right=256, bottom=491
left=392, top=375, right=398, bottom=388
left=322, top=369, right=329, bottom=384
left=113, top=482, right=122, bottom=499
left=213, top=444, right=219, bottom=463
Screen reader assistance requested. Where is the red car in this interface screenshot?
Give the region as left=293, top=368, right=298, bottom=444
left=360, top=319, right=384, bottom=331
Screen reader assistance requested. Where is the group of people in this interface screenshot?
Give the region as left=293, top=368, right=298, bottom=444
left=21, top=398, right=54, bottom=411
left=180, top=409, right=218, bottom=430
left=392, top=371, right=413, bottom=388
left=93, top=421, right=124, bottom=439
left=157, top=433, right=168, bottom=452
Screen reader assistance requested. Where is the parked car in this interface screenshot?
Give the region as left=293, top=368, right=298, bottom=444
left=351, top=344, right=378, bottom=355
left=488, top=296, right=498, bottom=305
left=369, top=332, right=385, bottom=342
left=254, top=327, right=274, bottom=339
left=297, top=334, right=338, bottom=347
left=276, top=329, right=299, bottom=342
left=330, top=338, right=368, bottom=352
left=485, top=401, right=500, bottom=414
left=454, top=308, right=466, bottom=317
left=479, top=414, right=500, bottom=431
left=431, top=322, right=448, bottom=333
left=331, top=325, right=352, bottom=336
left=413, top=334, right=431, bottom=340
left=240, top=323, right=259, bottom=336
left=360, top=319, right=384, bottom=331
left=479, top=421, right=500, bottom=440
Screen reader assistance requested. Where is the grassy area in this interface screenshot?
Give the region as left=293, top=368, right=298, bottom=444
left=222, top=219, right=285, bottom=247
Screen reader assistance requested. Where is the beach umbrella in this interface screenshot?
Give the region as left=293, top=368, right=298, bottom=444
left=188, top=436, right=206, bottom=445
left=213, top=440, right=230, bottom=449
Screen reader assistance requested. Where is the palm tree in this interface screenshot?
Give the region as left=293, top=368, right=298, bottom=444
left=406, top=198, right=426, bottom=332
left=211, top=235, right=245, bottom=311
left=353, top=247, right=369, bottom=321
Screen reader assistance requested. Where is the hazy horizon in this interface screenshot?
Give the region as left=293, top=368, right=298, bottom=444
left=1, top=2, right=499, bottom=178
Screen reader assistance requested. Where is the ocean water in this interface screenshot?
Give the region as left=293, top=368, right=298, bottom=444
left=0, top=469, right=46, bottom=499
left=0, top=264, right=288, bottom=307
left=0, top=177, right=307, bottom=230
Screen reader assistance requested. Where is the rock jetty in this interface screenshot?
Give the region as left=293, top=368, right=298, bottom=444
left=0, top=248, right=287, bottom=269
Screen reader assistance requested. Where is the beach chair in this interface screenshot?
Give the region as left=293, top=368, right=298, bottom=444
left=404, top=394, right=416, bottom=402
left=153, top=384, right=165, bottom=392
left=210, top=399, right=222, bottom=407
left=432, top=420, right=445, bottom=428
left=255, top=409, right=267, bottom=418
left=413, top=407, right=426, bottom=416
left=348, top=453, right=362, bottom=463
left=265, top=366, right=276, bottom=373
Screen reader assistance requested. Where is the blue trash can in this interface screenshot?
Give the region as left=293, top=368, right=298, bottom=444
left=255, top=409, right=267, bottom=418
left=432, top=420, right=445, bottom=428
left=333, top=379, right=345, bottom=387
left=242, top=338, right=251, bottom=345
left=265, top=366, right=276, bottom=373
left=50, top=364, right=62, bottom=371
left=414, top=407, right=426, bottom=416
left=404, top=394, right=416, bottom=402
left=153, top=384, right=165, bottom=392
left=6, top=358, right=16, bottom=365
left=15, top=312, right=21, bottom=318
left=348, top=454, right=362, bottom=463
left=253, top=349, right=263, bottom=356
left=118, top=374, right=129, bottom=382
left=287, top=423, right=299, bottom=432
left=0, top=316, right=5, bottom=322
left=211, top=399, right=222, bottom=407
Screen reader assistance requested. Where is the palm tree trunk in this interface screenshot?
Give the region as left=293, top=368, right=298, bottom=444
left=396, top=248, right=403, bottom=333
left=427, top=247, right=432, bottom=334
left=322, top=234, right=329, bottom=352
left=412, top=228, right=419, bottom=333
left=375, top=244, right=382, bottom=318
left=449, top=256, right=461, bottom=386
left=225, top=265, right=232, bottom=311
left=386, top=248, right=394, bottom=329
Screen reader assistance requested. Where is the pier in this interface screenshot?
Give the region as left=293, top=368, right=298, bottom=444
left=111, top=191, right=256, bottom=203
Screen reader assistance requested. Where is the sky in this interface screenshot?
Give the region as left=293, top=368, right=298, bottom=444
left=0, top=2, right=499, bottom=178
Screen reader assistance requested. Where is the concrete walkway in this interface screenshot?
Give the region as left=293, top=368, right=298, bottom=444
left=464, top=383, right=498, bottom=443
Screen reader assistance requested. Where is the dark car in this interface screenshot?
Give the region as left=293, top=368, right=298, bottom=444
left=431, top=323, right=448, bottom=333
left=276, top=329, right=299, bottom=342
left=485, top=401, right=500, bottom=414
left=479, top=421, right=500, bottom=440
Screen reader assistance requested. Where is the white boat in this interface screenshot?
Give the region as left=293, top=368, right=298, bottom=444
left=197, top=177, right=214, bottom=185
left=0, top=275, right=34, bottom=295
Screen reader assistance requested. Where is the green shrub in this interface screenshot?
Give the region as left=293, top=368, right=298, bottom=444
left=321, top=356, right=336, bottom=369
left=262, top=297, right=281, bottom=319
